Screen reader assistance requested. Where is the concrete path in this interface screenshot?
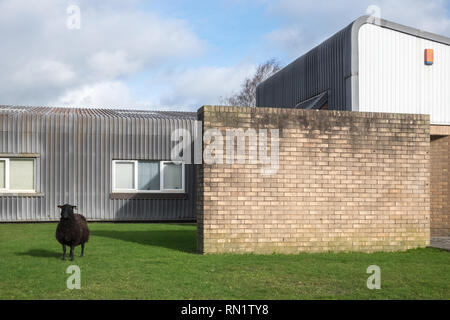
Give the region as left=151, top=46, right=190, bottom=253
left=430, top=237, right=450, bottom=251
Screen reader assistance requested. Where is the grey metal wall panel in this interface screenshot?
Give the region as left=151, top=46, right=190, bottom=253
left=0, top=107, right=197, bottom=222
left=256, top=23, right=353, bottom=111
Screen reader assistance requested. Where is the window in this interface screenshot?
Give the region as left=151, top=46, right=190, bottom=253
left=162, top=161, right=183, bottom=190
left=0, top=158, right=36, bottom=192
left=112, top=160, right=185, bottom=193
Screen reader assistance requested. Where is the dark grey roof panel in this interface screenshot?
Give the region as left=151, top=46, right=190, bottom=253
left=256, top=22, right=353, bottom=111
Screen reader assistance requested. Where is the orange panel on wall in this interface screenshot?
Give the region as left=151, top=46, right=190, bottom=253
left=425, top=49, right=434, bottom=65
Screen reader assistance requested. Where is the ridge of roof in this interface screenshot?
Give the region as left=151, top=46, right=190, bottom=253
left=0, top=105, right=197, bottom=120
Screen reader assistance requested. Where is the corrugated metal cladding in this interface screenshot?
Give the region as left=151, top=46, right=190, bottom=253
left=256, top=22, right=353, bottom=110
left=0, top=106, right=198, bottom=222
left=358, top=23, right=450, bottom=124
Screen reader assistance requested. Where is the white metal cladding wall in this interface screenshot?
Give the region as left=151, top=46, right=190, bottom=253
left=358, top=23, right=450, bottom=124
left=256, top=24, right=353, bottom=110
left=0, top=110, right=197, bottom=221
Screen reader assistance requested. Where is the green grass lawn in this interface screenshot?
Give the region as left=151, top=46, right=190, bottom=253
left=0, top=223, right=448, bottom=300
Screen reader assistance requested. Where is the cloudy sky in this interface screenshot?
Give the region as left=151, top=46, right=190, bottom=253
left=1, top=0, right=449, bottom=111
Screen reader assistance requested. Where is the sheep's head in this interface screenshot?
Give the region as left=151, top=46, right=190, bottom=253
left=58, top=204, right=76, bottom=219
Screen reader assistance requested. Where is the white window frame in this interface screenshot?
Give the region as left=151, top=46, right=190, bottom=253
left=0, top=158, right=36, bottom=193
left=111, top=160, right=138, bottom=193
left=161, top=161, right=185, bottom=192
left=0, top=158, right=9, bottom=191
left=112, top=160, right=185, bottom=193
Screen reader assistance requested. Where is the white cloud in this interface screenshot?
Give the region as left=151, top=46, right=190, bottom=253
left=3, top=0, right=448, bottom=111
left=270, top=0, right=450, bottom=33
left=52, top=81, right=133, bottom=108
left=266, top=24, right=305, bottom=57
left=154, top=64, right=256, bottom=109
left=12, top=60, right=76, bottom=88
left=50, top=64, right=257, bottom=111
left=0, top=0, right=206, bottom=107
left=88, top=50, right=141, bottom=79
left=265, top=0, right=450, bottom=59
left=0, top=0, right=258, bottom=111
left=373, top=0, right=450, bottom=34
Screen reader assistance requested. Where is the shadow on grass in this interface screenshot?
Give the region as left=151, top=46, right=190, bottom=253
left=91, top=230, right=197, bottom=254
left=16, top=249, right=61, bottom=259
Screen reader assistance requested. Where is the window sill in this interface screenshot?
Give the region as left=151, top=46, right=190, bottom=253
left=0, top=192, right=44, bottom=197
left=109, top=192, right=187, bottom=200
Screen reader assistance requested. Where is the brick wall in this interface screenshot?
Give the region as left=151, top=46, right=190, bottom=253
left=197, top=106, right=430, bottom=254
left=430, top=134, right=450, bottom=236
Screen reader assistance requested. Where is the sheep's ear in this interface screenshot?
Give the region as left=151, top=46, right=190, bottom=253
left=72, top=205, right=77, bottom=209
left=57, top=205, right=62, bottom=209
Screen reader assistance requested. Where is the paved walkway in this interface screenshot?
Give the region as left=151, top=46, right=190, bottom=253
left=430, top=237, right=450, bottom=251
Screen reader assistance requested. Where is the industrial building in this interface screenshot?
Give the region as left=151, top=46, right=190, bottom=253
left=0, top=106, right=197, bottom=221
left=256, top=15, right=450, bottom=124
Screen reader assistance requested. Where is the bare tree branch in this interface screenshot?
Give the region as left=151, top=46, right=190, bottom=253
left=221, top=58, right=281, bottom=107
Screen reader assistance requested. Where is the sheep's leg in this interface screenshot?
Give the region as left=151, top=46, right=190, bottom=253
left=62, top=244, right=66, bottom=260
left=70, top=245, right=74, bottom=261
left=81, top=243, right=85, bottom=257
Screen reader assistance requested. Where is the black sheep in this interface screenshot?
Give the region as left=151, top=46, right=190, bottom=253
left=55, top=204, right=90, bottom=261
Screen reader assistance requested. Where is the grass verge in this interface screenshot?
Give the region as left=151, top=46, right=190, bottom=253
left=0, top=223, right=448, bottom=299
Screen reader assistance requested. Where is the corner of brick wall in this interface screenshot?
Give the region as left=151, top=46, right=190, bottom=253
left=430, top=133, right=450, bottom=236
left=197, top=106, right=431, bottom=254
